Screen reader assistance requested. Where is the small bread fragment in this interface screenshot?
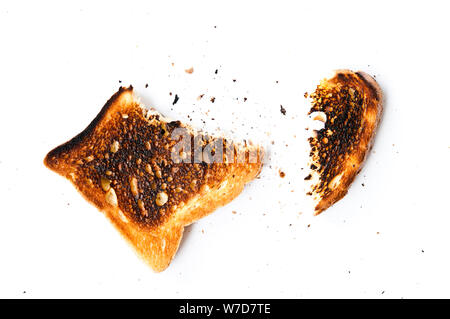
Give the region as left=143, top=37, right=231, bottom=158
left=307, top=70, right=383, bottom=215
left=44, top=86, right=264, bottom=272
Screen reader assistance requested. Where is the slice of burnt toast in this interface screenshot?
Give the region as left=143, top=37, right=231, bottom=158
left=306, top=70, right=383, bottom=215
left=44, top=86, right=264, bottom=272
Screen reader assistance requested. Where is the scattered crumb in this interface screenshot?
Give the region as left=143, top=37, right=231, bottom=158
left=280, top=105, right=286, bottom=115
left=210, top=97, right=216, bottom=103
left=118, top=80, right=122, bottom=83
left=304, top=92, right=308, bottom=98
left=304, top=174, right=312, bottom=180
left=244, top=97, right=247, bottom=102
left=215, top=69, right=218, bottom=74
left=172, top=94, right=179, bottom=105
left=185, top=67, right=194, bottom=74
left=232, top=211, right=237, bottom=214
left=197, top=94, right=204, bottom=100
left=279, top=171, right=285, bottom=178
left=307, top=224, right=311, bottom=228
left=362, top=183, right=365, bottom=187
left=145, top=83, right=148, bottom=88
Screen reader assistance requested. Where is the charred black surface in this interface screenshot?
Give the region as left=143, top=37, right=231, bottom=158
left=307, top=76, right=365, bottom=197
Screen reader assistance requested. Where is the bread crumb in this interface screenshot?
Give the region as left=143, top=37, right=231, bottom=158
left=185, top=67, right=194, bottom=74
left=172, top=94, right=179, bottom=105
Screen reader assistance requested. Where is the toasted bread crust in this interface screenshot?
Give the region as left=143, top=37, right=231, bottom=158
left=307, top=70, right=383, bottom=215
left=44, top=87, right=263, bottom=271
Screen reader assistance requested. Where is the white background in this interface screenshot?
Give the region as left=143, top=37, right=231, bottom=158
left=0, top=0, right=449, bottom=298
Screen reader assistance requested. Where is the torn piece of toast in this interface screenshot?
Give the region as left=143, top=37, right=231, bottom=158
left=307, top=70, right=383, bottom=215
left=44, top=86, right=264, bottom=272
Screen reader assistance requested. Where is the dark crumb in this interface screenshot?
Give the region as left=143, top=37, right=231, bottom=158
left=279, top=171, right=285, bottom=178
left=214, top=26, right=217, bottom=28
left=280, top=105, right=286, bottom=115
left=306, top=192, right=312, bottom=196
left=169, top=92, right=172, bottom=96
left=381, top=291, right=385, bottom=295
left=244, top=97, right=247, bottom=102
left=210, top=97, right=216, bottom=103
left=275, top=81, right=279, bottom=84
left=215, top=69, right=218, bottom=74
left=421, top=249, right=425, bottom=253
left=376, top=231, right=380, bottom=235
left=119, top=80, right=122, bottom=83
left=307, top=224, right=311, bottom=228
left=23, top=291, right=26, bottom=294
left=172, top=94, right=179, bottom=105
left=304, top=174, right=312, bottom=180
left=362, top=183, right=365, bottom=187
left=289, top=224, right=292, bottom=227
left=197, top=94, right=204, bottom=100
left=145, top=83, right=148, bottom=88
left=304, top=92, right=308, bottom=98
left=232, top=79, right=236, bottom=82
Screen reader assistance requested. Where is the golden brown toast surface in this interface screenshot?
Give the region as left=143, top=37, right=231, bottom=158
left=44, top=86, right=264, bottom=271
left=307, top=70, right=383, bottom=215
